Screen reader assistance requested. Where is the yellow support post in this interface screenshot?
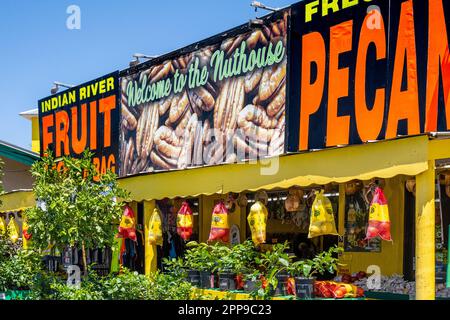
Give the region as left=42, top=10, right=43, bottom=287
left=415, top=161, right=435, bottom=300
left=143, top=200, right=157, bottom=275
left=338, top=183, right=346, bottom=236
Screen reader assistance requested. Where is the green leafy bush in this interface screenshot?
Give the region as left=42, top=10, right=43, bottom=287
left=184, top=241, right=217, bottom=272
left=0, top=237, right=43, bottom=292
left=146, top=272, right=193, bottom=300
left=102, top=269, right=153, bottom=300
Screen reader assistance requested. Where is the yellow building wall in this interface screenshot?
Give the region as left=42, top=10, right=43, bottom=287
left=31, top=117, right=40, bottom=154
left=200, top=194, right=244, bottom=244
left=340, top=176, right=406, bottom=276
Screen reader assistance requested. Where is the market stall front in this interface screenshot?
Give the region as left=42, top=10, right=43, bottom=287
left=30, top=0, right=450, bottom=300
left=117, top=134, right=450, bottom=299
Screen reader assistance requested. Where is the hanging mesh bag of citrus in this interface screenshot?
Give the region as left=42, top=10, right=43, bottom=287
left=247, top=201, right=268, bottom=245
left=308, top=190, right=338, bottom=238
left=0, top=216, right=7, bottom=236
left=365, top=187, right=392, bottom=241
left=208, top=201, right=230, bottom=242
left=148, top=207, right=163, bottom=246
left=7, top=216, right=20, bottom=243
left=118, top=205, right=137, bottom=241
left=177, top=201, right=193, bottom=241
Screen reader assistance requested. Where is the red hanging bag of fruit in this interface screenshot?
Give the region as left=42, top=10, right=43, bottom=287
left=118, top=205, right=137, bottom=241
left=208, top=201, right=230, bottom=242
left=365, top=187, right=392, bottom=241
left=177, top=201, right=193, bottom=241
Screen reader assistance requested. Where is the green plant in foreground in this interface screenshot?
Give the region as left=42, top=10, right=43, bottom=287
left=0, top=236, right=44, bottom=292
left=183, top=241, right=217, bottom=272
left=24, top=150, right=129, bottom=275
left=311, top=246, right=344, bottom=276
left=102, top=269, right=153, bottom=300
left=253, top=241, right=292, bottom=297
left=162, top=257, right=187, bottom=278
left=287, top=245, right=344, bottom=278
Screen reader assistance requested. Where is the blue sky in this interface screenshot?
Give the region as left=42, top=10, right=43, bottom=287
left=0, top=0, right=295, bottom=150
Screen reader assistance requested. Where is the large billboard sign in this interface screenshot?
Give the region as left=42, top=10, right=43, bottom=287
left=37, top=1, right=450, bottom=178
left=287, top=0, right=450, bottom=151
left=38, top=72, right=120, bottom=174
left=119, top=13, right=288, bottom=176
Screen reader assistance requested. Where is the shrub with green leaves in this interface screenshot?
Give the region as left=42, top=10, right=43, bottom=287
left=147, top=272, right=193, bottom=300
left=24, top=150, right=129, bottom=274
left=102, top=269, right=153, bottom=300
left=184, top=241, right=217, bottom=272
left=0, top=237, right=44, bottom=292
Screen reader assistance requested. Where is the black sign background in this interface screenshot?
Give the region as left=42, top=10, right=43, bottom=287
left=287, top=0, right=450, bottom=151
left=38, top=72, right=120, bottom=173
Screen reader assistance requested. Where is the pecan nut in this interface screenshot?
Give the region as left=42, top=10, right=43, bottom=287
left=214, top=77, right=245, bottom=136
left=121, top=136, right=135, bottom=175
left=151, top=126, right=182, bottom=170
left=237, top=104, right=278, bottom=142
left=135, top=104, right=159, bottom=161
left=168, top=91, right=191, bottom=125
left=178, top=113, right=199, bottom=169
left=244, top=69, right=263, bottom=94
left=220, top=34, right=246, bottom=56
left=254, top=59, right=286, bottom=104
left=121, top=101, right=138, bottom=131
left=149, top=61, right=174, bottom=83
left=189, top=82, right=218, bottom=113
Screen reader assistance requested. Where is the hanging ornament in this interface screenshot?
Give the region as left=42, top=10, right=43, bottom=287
left=247, top=201, right=268, bottom=245
left=405, top=178, right=416, bottom=197
left=118, top=205, right=137, bottom=241
left=208, top=201, right=230, bottom=242
left=237, top=193, right=248, bottom=207
left=255, top=190, right=268, bottom=205
left=148, top=207, right=163, bottom=246
left=345, top=181, right=358, bottom=195
left=285, top=192, right=300, bottom=212
left=224, top=193, right=237, bottom=213
left=177, top=201, right=193, bottom=241
left=0, top=216, right=6, bottom=236
left=365, top=187, right=392, bottom=241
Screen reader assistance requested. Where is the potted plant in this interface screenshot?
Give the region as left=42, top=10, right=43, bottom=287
left=183, top=242, right=217, bottom=289
left=311, top=246, right=344, bottom=281
left=220, top=240, right=258, bottom=291
left=255, top=241, right=292, bottom=297
left=162, top=257, right=190, bottom=283
left=213, top=244, right=236, bottom=291
left=287, top=259, right=316, bottom=299
left=216, top=240, right=260, bottom=291
left=288, top=246, right=344, bottom=299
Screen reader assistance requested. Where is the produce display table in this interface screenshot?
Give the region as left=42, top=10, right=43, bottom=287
left=192, top=288, right=365, bottom=300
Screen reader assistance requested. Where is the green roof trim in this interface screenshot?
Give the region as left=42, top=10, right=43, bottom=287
left=0, top=140, right=39, bottom=166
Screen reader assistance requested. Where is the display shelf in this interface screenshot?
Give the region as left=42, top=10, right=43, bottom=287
left=192, top=288, right=365, bottom=300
